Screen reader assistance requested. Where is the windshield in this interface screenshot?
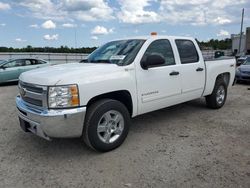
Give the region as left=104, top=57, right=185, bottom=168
left=85, top=39, right=145, bottom=66
left=243, top=57, right=250, bottom=65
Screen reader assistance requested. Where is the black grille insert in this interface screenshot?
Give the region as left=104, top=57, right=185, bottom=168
left=22, top=96, right=43, bottom=107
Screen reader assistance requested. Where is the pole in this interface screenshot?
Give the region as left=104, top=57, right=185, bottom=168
left=74, top=27, right=77, bottom=61
left=238, top=8, right=244, bottom=55
left=74, top=27, right=77, bottom=49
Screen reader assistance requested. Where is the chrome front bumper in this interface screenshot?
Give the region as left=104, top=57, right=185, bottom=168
left=16, top=96, right=86, bottom=140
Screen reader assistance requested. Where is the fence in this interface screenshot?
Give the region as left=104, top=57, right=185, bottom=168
left=0, top=50, right=233, bottom=64
left=0, top=52, right=88, bottom=64
left=202, top=50, right=232, bottom=60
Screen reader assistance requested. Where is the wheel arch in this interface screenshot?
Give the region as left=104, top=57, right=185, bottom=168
left=86, top=90, right=134, bottom=117
left=216, top=72, right=230, bottom=86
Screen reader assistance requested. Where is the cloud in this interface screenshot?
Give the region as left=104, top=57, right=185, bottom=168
left=158, top=0, right=248, bottom=26
left=217, top=29, right=230, bottom=37
left=62, top=23, right=77, bottom=28
left=91, top=36, right=98, bottom=40
left=29, top=24, right=39, bottom=28
left=64, top=0, right=114, bottom=21
left=0, top=2, right=11, bottom=10
left=0, top=23, right=6, bottom=27
left=41, top=20, right=56, bottom=29
left=15, top=38, right=27, bottom=42
left=62, top=0, right=100, bottom=11
left=43, top=34, right=59, bottom=41
left=15, top=0, right=113, bottom=22
left=213, top=17, right=232, bottom=25
left=117, top=0, right=160, bottom=24
left=116, top=0, right=249, bottom=26
left=7, top=0, right=250, bottom=27
left=91, top=25, right=114, bottom=35
left=17, top=0, right=66, bottom=21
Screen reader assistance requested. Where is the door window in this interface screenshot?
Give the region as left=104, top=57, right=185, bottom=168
left=175, top=40, right=199, bottom=64
left=24, top=60, right=32, bottom=66
left=37, top=60, right=46, bottom=64
left=3, top=60, right=24, bottom=68
left=142, top=39, right=175, bottom=67
left=30, top=59, right=46, bottom=65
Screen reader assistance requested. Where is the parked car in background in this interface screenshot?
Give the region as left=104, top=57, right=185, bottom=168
left=236, top=57, right=250, bottom=82
left=0, top=58, right=50, bottom=83
left=236, top=56, right=249, bottom=67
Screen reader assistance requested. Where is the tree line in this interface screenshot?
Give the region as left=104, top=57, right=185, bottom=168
left=197, top=38, right=232, bottom=50
left=0, top=38, right=232, bottom=53
left=0, top=45, right=97, bottom=53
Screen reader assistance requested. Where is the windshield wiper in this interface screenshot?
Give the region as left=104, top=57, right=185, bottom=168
left=90, top=59, right=111, bottom=64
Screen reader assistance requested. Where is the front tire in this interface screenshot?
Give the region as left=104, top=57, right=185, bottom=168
left=83, top=99, right=131, bottom=152
left=206, top=78, right=227, bottom=109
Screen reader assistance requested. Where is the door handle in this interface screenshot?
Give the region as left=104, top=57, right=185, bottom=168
left=169, top=71, right=179, bottom=76
left=196, top=67, right=204, bottom=72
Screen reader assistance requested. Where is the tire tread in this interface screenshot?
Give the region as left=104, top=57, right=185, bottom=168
left=82, top=99, right=130, bottom=152
left=206, top=78, right=227, bottom=109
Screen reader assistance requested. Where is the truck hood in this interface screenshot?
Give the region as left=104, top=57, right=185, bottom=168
left=19, top=63, right=123, bottom=85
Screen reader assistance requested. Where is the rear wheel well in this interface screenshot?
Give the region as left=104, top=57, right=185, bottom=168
left=216, top=72, right=230, bottom=87
left=86, top=90, right=133, bottom=116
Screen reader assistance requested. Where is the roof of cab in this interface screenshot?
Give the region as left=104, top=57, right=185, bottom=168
left=110, top=35, right=195, bottom=42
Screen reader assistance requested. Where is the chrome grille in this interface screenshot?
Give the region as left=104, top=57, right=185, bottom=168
left=18, top=81, right=47, bottom=108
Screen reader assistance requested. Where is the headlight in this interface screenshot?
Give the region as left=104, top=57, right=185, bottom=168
left=236, top=67, right=241, bottom=72
left=48, top=85, right=80, bottom=108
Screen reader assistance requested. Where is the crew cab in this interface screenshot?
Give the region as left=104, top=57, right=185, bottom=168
left=16, top=35, right=236, bottom=152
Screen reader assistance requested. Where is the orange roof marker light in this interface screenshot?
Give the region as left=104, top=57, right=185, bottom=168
left=151, top=32, right=157, bottom=36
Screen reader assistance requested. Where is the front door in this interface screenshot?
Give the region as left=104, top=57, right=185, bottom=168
left=0, top=60, right=24, bottom=82
left=136, top=39, right=182, bottom=114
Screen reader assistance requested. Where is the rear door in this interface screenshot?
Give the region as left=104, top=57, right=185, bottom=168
left=175, top=39, right=205, bottom=98
left=136, top=39, right=182, bottom=114
left=19, top=59, right=48, bottom=74
left=31, top=59, right=48, bottom=68
left=18, top=59, right=33, bottom=74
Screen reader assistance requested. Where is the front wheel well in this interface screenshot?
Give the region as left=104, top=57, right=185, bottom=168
left=86, top=90, right=133, bottom=116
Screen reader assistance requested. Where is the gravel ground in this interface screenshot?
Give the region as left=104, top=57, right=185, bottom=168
left=0, top=83, right=249, bottom=188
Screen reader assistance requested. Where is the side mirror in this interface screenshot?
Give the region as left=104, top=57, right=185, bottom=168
left=0, top=66, right=5, bottom=70
left=141, top=54, right=165, bottom=70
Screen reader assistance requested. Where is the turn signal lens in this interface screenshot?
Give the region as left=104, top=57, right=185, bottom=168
left=70, top=85, right=79, bottom=106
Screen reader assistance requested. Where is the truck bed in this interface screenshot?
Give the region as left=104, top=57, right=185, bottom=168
left=202, top=57, right=236, bottom=96
left=203, top=56, right=235, bottom=61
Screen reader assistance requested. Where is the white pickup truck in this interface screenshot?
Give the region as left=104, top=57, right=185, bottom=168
left=16, top=35, right=236, bottom=152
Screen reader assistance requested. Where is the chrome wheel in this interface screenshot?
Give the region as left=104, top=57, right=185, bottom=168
left=97, top=110, right=124, bottom=144
left=216, top=85, right=225, bottom=105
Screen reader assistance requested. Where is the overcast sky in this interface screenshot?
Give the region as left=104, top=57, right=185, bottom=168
left=0, top=0, right=250, bottom=48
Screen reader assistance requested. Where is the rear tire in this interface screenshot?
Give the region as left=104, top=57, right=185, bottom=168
left=206, top=78, right=227, bottom=109
left=83, top=99, right=131, bottom=152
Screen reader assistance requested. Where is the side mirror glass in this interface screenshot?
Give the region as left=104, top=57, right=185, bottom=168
left=141, top=54, right=165, bottom=70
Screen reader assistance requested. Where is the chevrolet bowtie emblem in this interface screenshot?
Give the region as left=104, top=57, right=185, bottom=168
left=20, top=87, right=26, bottom=97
